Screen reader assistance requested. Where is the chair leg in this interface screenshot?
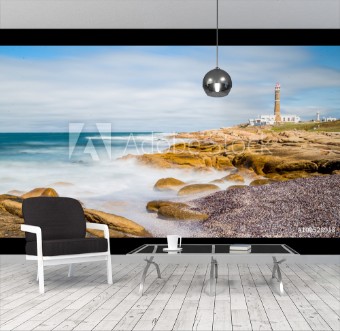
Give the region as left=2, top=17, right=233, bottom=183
left=107, top=254, right=113, bottom=284
left=37, top=266, right=39, bottom=281
left=37, top=259, right=44, bottom=294
left=68, top=264, right=73, bottom=277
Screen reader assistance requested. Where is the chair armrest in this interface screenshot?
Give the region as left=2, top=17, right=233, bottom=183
left=86, top=222, right=110, bottom=239
left=20, top=224, right=43, bottom=258
left=21, top=224, right=42, bottom=235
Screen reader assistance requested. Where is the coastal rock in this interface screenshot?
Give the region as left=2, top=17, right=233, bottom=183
left=21, top=188, right=59, bottom=199
left=222, top=173, right=245, bottom=182
left=0, top=199, right=23, bottom=218
left=134, top=153, right=206, bottom=169
left=153, top=177, right=185, bottom=191
left=157, top=205, right=208, bottom=221
left=177, top=184, right=220, bottom=196
left=0, top=209, right=24, bottom=238
left=280, top=171, right=320, bottom=180
left=86, top=228, right=128, bottom=238
left=332, top=170, right=340, bottom=175
left=84, top=208, right=151, bottom=237
left=276, top=161, right=318, bottom=173
left=265, top=173, right=289, bottom=181
left=226, top=142, right=246, bottom=153
left=249, top=179, right=278, bottom=186
left=236, top=168, right=259, bottom=179
left=215, top=156, right=233, bottom=169
left=317, top=160, right=340, bottom=174
left=232, top=153, right=282, bottom=175
left=0, top=194, right=23, bottom=203
left=146, top=200, right=189, bottom=213
left=126, top=141, right=232, bottom=170
left=172, top=141, right=221, bottom=154
left=204, top=157, right=213, bottom=167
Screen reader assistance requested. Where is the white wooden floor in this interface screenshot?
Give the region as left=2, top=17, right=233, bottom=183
left=0, top=261, right=339, bottom=331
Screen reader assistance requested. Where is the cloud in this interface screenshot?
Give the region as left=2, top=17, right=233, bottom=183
left=0, top=46, right=339, bottom=132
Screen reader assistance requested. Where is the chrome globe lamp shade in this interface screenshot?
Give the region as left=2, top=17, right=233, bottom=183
left=203, top=0, right=232, bottom=97
left=203, top=67, right=232, bottom=97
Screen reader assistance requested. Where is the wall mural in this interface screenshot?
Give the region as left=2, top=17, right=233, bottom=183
left=0, top=46, right=339, bottom=239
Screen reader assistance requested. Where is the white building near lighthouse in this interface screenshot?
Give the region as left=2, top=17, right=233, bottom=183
left=249, top=114, right=301, bottom=126
left=249, top=83, right=301, bottom=126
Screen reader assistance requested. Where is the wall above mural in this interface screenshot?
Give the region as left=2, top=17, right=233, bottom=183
left=0, top=43, right=339, bottom=243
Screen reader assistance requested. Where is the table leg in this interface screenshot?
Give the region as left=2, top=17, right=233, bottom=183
left=139, top=256, right=161, bottom=295
left=210, top=257, right=218, bottom=296
left=272, top=256, right=286, bottom=295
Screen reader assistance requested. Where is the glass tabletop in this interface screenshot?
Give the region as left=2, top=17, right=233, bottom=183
left=128, top=244, right=298, bottom=255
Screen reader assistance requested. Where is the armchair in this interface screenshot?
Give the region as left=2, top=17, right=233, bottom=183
left=21, top=197, right=112, bottom=293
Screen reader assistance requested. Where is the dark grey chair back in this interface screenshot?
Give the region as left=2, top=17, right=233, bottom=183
left=22, top=197, right=86, bottom=242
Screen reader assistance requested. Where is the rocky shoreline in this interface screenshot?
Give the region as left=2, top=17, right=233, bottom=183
left=143, top=123, right=340, bottom=237
left=191, top=175, right=340, bottom=238
left=1, top=122, right=340, bottom=238
left=146, top=174, right=340, bottom=237
left=124, top=123, right=340, bottom=181
left=0, top=188, right=151, bottom=238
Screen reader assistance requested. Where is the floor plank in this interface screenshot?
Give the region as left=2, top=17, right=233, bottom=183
left=307, top=264, right=340, bottom=289
left=299, top=264, right=340, bottom=301
left=289, top=264, right=340, bottom=317
left=152, top=309, right=179, bottom=331
left=276, top=264, right=333, bottom=331
left=0, top=262, right=339, bottom=331
left=228, top=264, right=252, bottom=330
left=250, top=264, right=292, bottom=331
left=259, top=264, right=312, bottom=331
left=238, top=264, right=272, bottom=331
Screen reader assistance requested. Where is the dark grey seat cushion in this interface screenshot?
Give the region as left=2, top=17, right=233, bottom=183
left=26, top=238, right=108, bottom=256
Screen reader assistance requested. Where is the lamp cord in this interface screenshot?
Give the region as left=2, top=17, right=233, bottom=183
left=216, top=0, right=219, bottom=68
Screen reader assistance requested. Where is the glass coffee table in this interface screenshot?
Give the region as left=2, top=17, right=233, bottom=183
left=128, top=244, right=299, bottom=296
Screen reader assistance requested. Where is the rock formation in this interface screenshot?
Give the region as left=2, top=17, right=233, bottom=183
left=21, top=187, right=59, bottom=199
left=177, top=184, right=220, bottom=196
left=0, top=188, right=151, bottom=238
left=153, top=177, right=185, bottom=191
left=84, top=209, right=151, bottom=237
left=126, top=123, right=340, bottom=182
left=146, top=200, right=208, bottom=221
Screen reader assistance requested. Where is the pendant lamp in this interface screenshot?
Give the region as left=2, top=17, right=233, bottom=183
left=203, top=0, right=232, bottom=97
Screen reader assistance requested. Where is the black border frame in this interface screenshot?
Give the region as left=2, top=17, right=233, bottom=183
left=0, top=29, right=339, bottom=46
left=0, top=29, right=339, bottom=255
left=2, top=238, right=339, bottom=255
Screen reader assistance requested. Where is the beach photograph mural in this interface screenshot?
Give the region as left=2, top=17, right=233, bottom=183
left=0, top=46, right=339, bottom=238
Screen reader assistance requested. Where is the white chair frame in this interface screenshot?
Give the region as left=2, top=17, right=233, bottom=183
left=21, top=222, right=113, bottom=294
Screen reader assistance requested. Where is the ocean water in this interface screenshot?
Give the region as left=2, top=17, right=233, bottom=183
left=0, top=132, right=239, bottom=237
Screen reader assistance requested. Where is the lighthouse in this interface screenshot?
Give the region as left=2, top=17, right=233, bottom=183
left=274, top=83, right=281, bottom=123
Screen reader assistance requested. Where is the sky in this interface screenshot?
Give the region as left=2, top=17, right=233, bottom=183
left=0, top=46, right=339, bottom=132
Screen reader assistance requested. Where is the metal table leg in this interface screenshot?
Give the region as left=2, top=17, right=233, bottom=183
left=272, top=256, right=286, bottom=294
left=209, top=257, right=218, bottom=296
left=139, top=256, right=161, bottom=295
